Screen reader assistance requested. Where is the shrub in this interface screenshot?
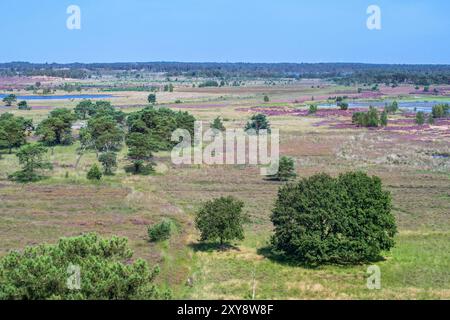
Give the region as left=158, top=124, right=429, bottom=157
left=245, top=114, right=270, bottom=134
left=87, top=164, right=102, bottom=180
left=269, top=156, right=296, bottom=181
left=148, top=220, right=173, bottom=242
left=0, top=233, right=170, bottom=299
left=263, top=95, right=270, bottom=102
left=271, top=172, right=397, bottom=265
left=195, top=196, right=247, bottom=246
left=147, top=93, right=156, bottom=104
left=308, top=104, right=318, bottom=114
left=415, top=112, right=425, bottom=125
left=432, top=104, right=449, bottom=119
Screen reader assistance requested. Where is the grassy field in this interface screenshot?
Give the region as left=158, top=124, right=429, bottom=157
left=0, top=82, right=449, bottom=299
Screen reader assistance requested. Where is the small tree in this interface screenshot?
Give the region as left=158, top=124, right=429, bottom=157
left=0, top=233, right=169, bottom=299
left=74, top=99, right=94, bottom=120
left=415, top=111, right=425, bottom=125
left=428, top=114, right=435, bottom=125
left=98, top=151, right=117, bottom=175
left=338, top=102, right=349, bottom=111
left=210, top=116, right=225, bottom=131
left=245, top=114, right=270, bottom=134
left=195, top=196, right=247, bottom=246
left=9, top=144, right=53, bottom=182
left=126, top=132, right=156, bottom=174
left=271, top=172, right=397, bottom=265
left=36, top=108, right=76, bottom=146
left=269, top=156, right=296, bottom=181
left=87, top=164, right=102, bottom=180
left=2, top=94, right=16, bottom=106
left=17, top=101, right=31, bottom=110
left=148, top=220, right=173, bottom=242
left=263, top=95, right=270, bottom=102
left=380, top=110, right=388, bottom=126
left=148, top=94, right=156, bottom=104
left=308, top=104, right=318, bottom=114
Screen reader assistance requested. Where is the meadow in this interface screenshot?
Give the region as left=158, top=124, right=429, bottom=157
left=0, top=77, right=449, bottom=299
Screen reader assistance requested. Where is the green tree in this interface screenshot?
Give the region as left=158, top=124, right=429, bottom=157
left=210, top=116, right=225, bottom=131
left=36, top=108, right=76, bottom=146
left=2, top=94, right=17, bottom=106
left=8, top=144, right=53, bottom=182
left=126, top=132, right=156, bottom=174
left=415, top=111, right=425, bottom=125
left=269, top=156, right=297, bottom=181
left=245, top=113, right=271, bottom=134
left=148, top=94, right=156, bottom=104
left=263, top=95, right=270, bottom=102
left=148, top=220, right=173, bottom=242
left=127, top=107, right=195, bottom=151
left=338, top=102, right=349, bottom=111
left=98, top=151, right=117, bottom=175
left=17, top=101, right=31, bottom=110
left=271, top=172, right=397, bottom=265
left=308, top=104, right=318, bottom=114
left=81, top=115, right=124, bottom=154
left=380, top=110, right=388, bottom=126
left=0, top=113, right=31, bottom=154
left=74, top=99, right=94, bottom=120
left=195, top=196, right=247, bottom=246
left=87, top=163, right=102, bottom=180
left=0, top=233, right=169, bottom=300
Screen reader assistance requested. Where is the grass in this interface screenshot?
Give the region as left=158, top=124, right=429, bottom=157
left=0, top=82, right=449, bottom=299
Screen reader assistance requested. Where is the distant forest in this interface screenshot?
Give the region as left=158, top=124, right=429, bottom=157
left=1, top=62, right=450, bottom=85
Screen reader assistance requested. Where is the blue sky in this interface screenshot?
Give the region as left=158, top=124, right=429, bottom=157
left=0, top=0, right=449, bottom=64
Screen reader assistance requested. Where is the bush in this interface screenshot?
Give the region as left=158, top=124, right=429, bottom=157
left=0, top=233, right=170, bottom=300
left=269, top=156, right=296, bottom=181
left=308, top=104, right=318, bottom=114
left=338, top=102, right=349, bottom=110
left=352, top=107, right=380, bottom=127
left=245, top=114, right=270, bottom=134
left=87, top=164, right=102, bottom=180
left=98, top=152, right=117, bottom=175
left=271, top=172, right=397, bottom=265
left=415, top=112, right=426, bottom=125
left=148, top=220, right=173, bottom=242
left=17, top=101, right=31, bottom=110
left=195, top=196, right=247, bottom=246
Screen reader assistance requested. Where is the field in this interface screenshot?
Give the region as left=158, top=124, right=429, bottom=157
left=0, top=77, right=449, bottom=299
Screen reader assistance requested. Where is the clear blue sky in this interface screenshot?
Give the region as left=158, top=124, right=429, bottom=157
left=1, top=0, right=449, bottom=64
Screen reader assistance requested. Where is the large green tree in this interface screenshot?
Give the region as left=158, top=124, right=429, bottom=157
left=271, top=172, right=397, bottom=265
left=36, top=108, right=76, bottom=146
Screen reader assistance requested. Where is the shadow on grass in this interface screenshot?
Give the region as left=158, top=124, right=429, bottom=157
left=188, top=242, right=241, bottom=253
left=257, top=245, right=386, bottom=269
